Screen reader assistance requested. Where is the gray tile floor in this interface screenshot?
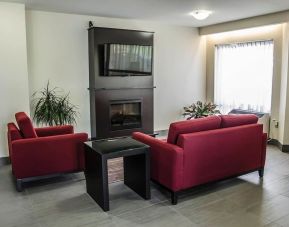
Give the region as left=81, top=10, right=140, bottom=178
left=1, top=145, right=289, bottom=227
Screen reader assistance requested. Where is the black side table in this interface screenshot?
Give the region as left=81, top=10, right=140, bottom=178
left=84, top=137, right=151, bottom=211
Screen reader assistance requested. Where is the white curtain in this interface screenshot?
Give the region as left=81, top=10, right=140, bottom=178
left=214, top=40, right=274, bottom=114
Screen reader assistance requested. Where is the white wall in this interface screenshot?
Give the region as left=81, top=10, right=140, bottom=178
left=26, top=10, right=206, bottom=134
left=0, top=3, right=30, bottom=158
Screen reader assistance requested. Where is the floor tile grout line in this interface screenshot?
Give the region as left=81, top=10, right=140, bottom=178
left=170, top=204, right=202, bottom=226
left=264, top=203, right=289, bottom=226
left=113, top=199, right=169, bottom=217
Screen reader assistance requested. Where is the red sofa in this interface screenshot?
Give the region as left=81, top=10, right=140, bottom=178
left=133, top=114, right=267, bottom=204
left=7, top=112, right=88, bottom=191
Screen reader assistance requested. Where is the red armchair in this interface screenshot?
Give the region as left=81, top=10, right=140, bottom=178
left=133, top=115, right=267, bottom=204
left=7, top=112, right=88, bottom=191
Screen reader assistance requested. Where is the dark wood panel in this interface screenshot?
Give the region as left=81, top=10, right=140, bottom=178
left=88, top=27, right=154, bottom=89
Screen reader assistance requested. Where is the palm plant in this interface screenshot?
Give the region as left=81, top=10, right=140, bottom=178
left=183, top=101, right=221, bottom=120
left=32, top=82, right=78, bottom=126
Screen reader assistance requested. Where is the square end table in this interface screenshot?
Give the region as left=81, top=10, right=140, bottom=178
left=84, top=137, right=151, bottom=211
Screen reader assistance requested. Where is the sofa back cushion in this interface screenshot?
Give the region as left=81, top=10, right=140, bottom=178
left=221, top=114, right=258, bottom=128
left=15, top=112, right=37, bottom=138
left=167, top=115, right=221, bottom=144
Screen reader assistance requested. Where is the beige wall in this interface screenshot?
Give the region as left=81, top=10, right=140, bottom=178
left=0, top=2, right=30, bottom=158
left=200, top=10, right=289, bottom=35
left=26, top=10, right=206, bottom=136
left=279, top=23, right=289, bottom=144
left=206, top=24, right=283, bottom=140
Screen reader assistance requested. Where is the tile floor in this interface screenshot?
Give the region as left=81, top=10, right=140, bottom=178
left=1, top=145, right=289, bottom=227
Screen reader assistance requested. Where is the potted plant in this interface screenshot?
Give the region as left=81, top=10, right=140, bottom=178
left=183, top=101, right=221, bottom=120
left=32, top=82, right=78, bottom=126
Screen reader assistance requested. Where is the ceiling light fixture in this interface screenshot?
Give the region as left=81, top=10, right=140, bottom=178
left=190, top=10, right=212, bottom=20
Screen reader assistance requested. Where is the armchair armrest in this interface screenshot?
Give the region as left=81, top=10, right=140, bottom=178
left=35, top=125, right=74, bottom=137
left=11, top=133, right=88, bottom=179
left=132, top=132, right=184, bottom=191
left=7, top=123, right=23, bottom=159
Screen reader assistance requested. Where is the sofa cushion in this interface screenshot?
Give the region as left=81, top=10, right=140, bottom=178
left=15, top=112, right=38, bottom=138
left=221, top=114, right=258, bottom=128
left=167, top=115, right=221, bottom=144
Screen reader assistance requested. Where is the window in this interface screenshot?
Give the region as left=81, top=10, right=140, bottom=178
left=214, top=40, right=274, bottom=113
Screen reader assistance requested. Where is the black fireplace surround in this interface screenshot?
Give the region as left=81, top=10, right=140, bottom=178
left=88, top=27, right=154, bottom=139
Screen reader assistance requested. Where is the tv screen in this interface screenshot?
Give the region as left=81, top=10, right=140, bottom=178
left=104, top=44, right=153, bottom=76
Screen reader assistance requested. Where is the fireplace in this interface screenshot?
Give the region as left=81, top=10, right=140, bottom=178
left=89, top=88, right=153, bottom=139
left=110, top=100, right=142, bottom=131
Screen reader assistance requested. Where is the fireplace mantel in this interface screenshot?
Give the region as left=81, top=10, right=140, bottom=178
left=88, top=86, right=156, bottom=91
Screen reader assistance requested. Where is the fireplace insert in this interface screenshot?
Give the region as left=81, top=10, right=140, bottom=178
left=110, top=100, right=142, bottom=131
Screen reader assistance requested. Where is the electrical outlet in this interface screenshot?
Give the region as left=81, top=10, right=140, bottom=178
left=272, top=119, right=279, bottom=128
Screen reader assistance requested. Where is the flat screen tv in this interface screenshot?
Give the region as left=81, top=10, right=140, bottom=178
left=103, top=43, right=153, bottom=76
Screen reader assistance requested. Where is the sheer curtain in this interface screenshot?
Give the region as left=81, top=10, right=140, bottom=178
left=214, top=40, right=274, bottom=114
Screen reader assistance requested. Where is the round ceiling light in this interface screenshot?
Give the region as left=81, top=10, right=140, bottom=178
left=190, top=10, right=212, bottom=20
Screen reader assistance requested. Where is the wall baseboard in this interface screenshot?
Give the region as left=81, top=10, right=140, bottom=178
left=0, top=157, right=10, bottom=167
left=155, top=129, right=168, bottom=137
left=268, top=138, right=279, bottom=146
left=268, top=139, right=289, bottom=152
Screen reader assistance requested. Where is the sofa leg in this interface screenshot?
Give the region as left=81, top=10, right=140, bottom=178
left=171, top=192, right=178, bottom=205
left=16, top=179, right=23, bottom=192
left=258, top=168, right=264, bottom=178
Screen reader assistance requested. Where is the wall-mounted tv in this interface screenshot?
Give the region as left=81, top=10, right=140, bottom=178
left=103, top=44, right=153, bottom=76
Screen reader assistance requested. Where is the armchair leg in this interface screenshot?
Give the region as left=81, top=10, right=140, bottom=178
left=171, top=192, right=178, bottom=205
left=258, top=168, right=264, bottom=178
left=16, top=179, right=23, bottom=192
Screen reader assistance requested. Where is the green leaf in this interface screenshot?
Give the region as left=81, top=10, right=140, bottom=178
left=32, top=81, right=78, bottom=126
left=182, top=101, right=221, bottom=120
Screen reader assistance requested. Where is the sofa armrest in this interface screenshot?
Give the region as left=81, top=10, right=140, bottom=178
left=35, top=125, right=74, bottom=137
left=11, top=133, right=88, bottom=179
left=132, top=132, right=184, bottom=191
